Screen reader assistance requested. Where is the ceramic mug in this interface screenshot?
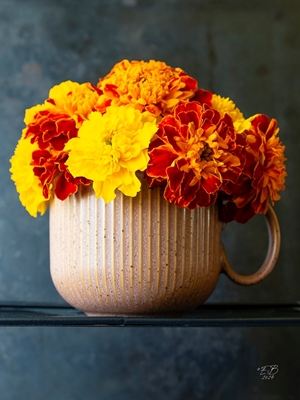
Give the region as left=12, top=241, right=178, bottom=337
left=49, top=179, right=280, bottom=316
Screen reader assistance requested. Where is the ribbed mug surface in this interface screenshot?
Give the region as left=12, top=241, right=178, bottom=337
left=50, top=180, right=223, bottom=315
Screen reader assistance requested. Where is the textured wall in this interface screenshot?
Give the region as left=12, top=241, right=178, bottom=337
left=0, top=0, right=299, bottom=399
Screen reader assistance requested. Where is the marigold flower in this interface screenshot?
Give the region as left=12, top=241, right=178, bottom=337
left=24, top=81, right=99, bottom=150
left=65, top=106, right=158, bottom=202
left=25, top=110, right=78, bottom=151
left=146, top=102, right=243, bottom=209
left=10, top=134, right=49, bottom=217
left=10, top=66, right=287, bottom=223
left=219, top=114, right=287, bottom=223
left=31, top=150, right=91, bottom=201
left=96, top=60, right=198, bottom=116
left=24, top=81, right=99, bottom=127
left=48, top=81, right=100, bottom=126
left=211, top=94, right=250, bottom=133
left=19, top=81, right=99, bottom=206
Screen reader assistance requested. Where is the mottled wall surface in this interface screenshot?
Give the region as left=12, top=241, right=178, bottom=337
left=0, top=0, right=299, bottom=399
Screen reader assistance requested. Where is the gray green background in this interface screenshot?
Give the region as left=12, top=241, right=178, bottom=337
left=0, top=0, right=299, bottom=399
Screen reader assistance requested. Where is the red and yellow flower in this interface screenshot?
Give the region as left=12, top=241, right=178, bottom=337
left=146, top=101, right=244, bottom=208
left=31, top=150, right=91, bottom=201
left=10, top=60, right=287, bottom=222
left=219, top=114, right=287, bottom=223
left=10, top=81, right=99, bottom=214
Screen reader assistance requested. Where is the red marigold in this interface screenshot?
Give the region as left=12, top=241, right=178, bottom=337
left=219, top=114, right=287, bottom=223
left=31, top=150, right=91, bottom=200
left=146, top=101, right=243, bottom=208
left=25, top=110, right=78, bottom=151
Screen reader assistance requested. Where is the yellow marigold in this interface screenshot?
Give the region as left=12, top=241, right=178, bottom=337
left=65, top=106, right=158, bottom=202
left=96, top=60, right=198, bottom=117
left=48, top=80, right=100, bottom=127
left=212, top=94, right=250, bottom=133
left=24, top=81, right=99, bottom=128
left=10, top=133, right=49, bottom=217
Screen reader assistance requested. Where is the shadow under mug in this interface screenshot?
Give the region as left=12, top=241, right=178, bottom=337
left=50, top=180, right=280, bottom=316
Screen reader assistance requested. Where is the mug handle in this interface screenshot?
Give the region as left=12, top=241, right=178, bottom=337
left=221, top=205, right=280, bottom=285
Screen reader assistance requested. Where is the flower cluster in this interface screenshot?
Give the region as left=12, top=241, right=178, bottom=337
left=10, top=59, right=287, bottom=223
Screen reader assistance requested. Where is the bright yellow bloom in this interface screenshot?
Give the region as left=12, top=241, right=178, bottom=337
left=212, top=94, right=250, bottom=133
left=48, top=81, right=99, bottom=126
left=10, top=133, right=49, bottom=217
left=65, top=106, right=158, bottom=202
left=96, top=60, right=198, bottom=116
left=24, top=81, right=99, bottom=129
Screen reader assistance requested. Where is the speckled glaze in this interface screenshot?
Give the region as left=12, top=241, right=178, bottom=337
left=49, top=179, right=280, bottom=316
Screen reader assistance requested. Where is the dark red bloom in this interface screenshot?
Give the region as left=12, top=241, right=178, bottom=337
left=191, top=89, right=213, bottom=107
left=25, top=111, right=78, bottom=151
left=219, top=114, right=287, bottom=223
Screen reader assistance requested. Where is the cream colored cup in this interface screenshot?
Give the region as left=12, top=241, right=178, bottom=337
left=49, top=179, right=280, bottom=316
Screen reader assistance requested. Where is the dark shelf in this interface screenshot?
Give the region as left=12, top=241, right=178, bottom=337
left=0, top=303, right=299, bottom=327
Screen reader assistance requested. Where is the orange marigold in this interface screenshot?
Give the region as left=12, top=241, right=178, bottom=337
left=96, top=59, right=198, bottom=116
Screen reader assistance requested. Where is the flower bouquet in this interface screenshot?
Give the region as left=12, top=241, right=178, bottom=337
left=9, top=60, right=287, bottom=315
left=10, top=59, right=286, bottom=224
